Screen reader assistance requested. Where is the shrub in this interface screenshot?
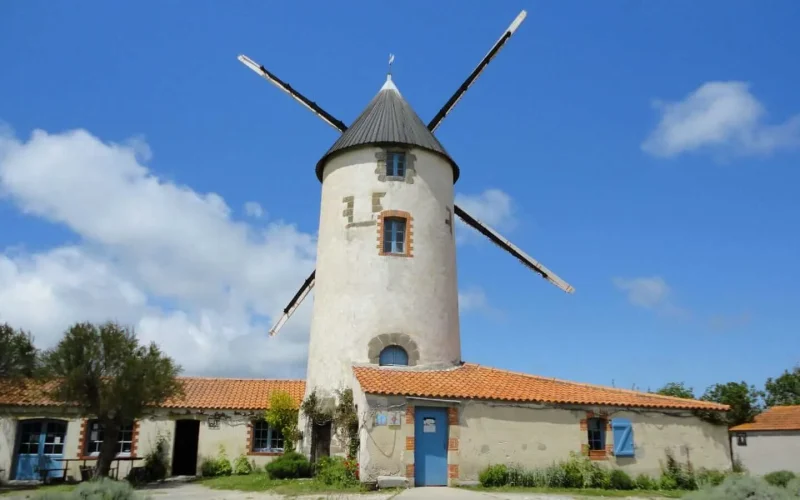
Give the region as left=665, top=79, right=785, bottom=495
left=200, top=445, right=232, bottom=477
left=683, top=475, right=794, bottom=500
left=661, top=449, right=697, bottom=490
left=635, top=473, right=656, bottom=490
left=764, top=470, right=797, bottom=488
left=479, top=464, right=509, bottom=487
left=543, top=464, right=567, bottom=488
left=609, top=469, right=635, bottom=490
left=37, top=478, right=141, bottom=500
left=696, top=468, right=727, bottom=488
left=233, top=454, right=253, bottom=475
left=314, top=456, right=358, bottom=486
left=143, top=434, right=170, bottom=482
left=265, top=451, right=311, bottom=479
left=659, top=475, right=679, bottom=491
left=786, top=477, right=800, bottom=496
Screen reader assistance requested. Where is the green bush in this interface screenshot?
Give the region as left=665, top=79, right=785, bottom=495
left=200, top=446, right=232, bottom=477
left=232, top=454, right=253, bottom=475
left=696, top=469, right=727, bottom=488
left=659, top=475, right=679, bottom=491
left=142, top=434, right=170, bottom=482
left=479, top=464, right=509, bottom=487
left=314, top=456, right=358, bottom=486
left=265, top=451, right=311, bottom=479
left=683, top=475, right=795, bottom=500
left=765, top=470, right=797, bottom=488
left=37, top=478, right=141, bottom=500
left=635, top=473, right=656, bottom=490
left=543, top=464, right=567, bottom=488
left=661, top=449, right=697, bottom=490
left=609, top=469, right=635, bottom=490
left=786, top=477, right=800, bottom=496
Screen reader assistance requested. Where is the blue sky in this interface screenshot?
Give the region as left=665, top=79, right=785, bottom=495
left=1, top=1, right=798, bottom=396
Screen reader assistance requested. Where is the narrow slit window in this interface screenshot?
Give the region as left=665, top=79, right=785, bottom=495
left=383, top=217, right=406, bottom=254
left=386, top=152, right=406, bottom=177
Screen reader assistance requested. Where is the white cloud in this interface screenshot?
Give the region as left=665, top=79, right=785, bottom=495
left=0, top=125, right=316, bottom=377
left=613, top=276, right=687, bottom=318
left=642, top=81, right=800, bottom=158
left=458, top=285, right=504, bottom=320
left=455, top=189, right=515, bottom=244
left=244, top=201, right=264, bottom=219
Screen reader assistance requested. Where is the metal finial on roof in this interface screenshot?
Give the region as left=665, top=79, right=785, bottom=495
left=388, top=53, right=395, bottom=76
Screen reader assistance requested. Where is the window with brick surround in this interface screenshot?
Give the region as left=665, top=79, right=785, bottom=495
left=587, top=417, right=606, bottom=451
left=386, top=152, right=406, bottom=177
left=85, top=420, right=134, bottom=456
left=383, top=217, right=407, bottom=254
left=252, top=420, right=284, bottom=453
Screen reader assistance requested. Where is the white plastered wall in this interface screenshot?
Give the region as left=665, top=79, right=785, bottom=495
left=731, top=430, right=800, bottom=475
left=306, top=146, right=461, bottom=400
left=355, top=396, right=732, bottom=484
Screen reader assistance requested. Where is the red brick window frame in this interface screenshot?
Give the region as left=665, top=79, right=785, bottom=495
left=377, top=210, right=413, bottom=257
left=581, top=411, right=609, bottom=460
left=77, top=419, right=139, bottom=460
left=247, top=420, right=284, bottom=456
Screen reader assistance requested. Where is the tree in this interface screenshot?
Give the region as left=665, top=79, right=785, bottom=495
left=0, top=323, right=38, bottom=380
left=265, top=390, right=299, bottom=451
left=764, top=366, right=800, bottom=407
left=655, top=382, right=695, bottom=399
left=42, top=321, right=183, bottom=478
left=699, top=381, right=763, bottom=427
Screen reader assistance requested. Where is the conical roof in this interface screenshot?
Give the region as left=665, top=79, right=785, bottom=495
left=315, top=76, right=460, bottom=182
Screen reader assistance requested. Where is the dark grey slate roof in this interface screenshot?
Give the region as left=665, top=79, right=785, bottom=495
left=315, top=78, right=460, bottom=182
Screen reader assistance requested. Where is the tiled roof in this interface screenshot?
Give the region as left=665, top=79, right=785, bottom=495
left=730, top=405, right=800, bottom=431
left=0, top=377, right=305, bottom=411
left=353, top=363, right=729, bottom=411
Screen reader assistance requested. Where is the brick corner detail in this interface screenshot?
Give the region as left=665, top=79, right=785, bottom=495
left=448, top=464, right=459, bottom=479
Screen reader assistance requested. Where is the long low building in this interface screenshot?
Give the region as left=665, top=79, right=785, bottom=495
left=0, top=378, right=305, bottom=482
left=1, top=363, right=731, bottom=485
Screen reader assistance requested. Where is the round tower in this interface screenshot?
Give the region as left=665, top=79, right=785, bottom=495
left=305, top=76, right=462, bottom=398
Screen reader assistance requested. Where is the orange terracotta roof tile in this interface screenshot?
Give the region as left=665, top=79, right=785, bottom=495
left=730, top=405, right=800, bottom=431
left=353, top=363, right=729, bottom=411
left=0, top=377, right=305, bottom=411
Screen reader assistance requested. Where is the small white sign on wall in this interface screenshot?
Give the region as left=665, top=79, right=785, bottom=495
left=374, top=412, right=388, bottom=426
left=423, top=417, right=436, bottom=433
left=388, top=411, right=402, bottom=427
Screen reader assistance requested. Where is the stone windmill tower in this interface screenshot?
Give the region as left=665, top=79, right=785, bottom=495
left=238, top=9, right=573, bottom=453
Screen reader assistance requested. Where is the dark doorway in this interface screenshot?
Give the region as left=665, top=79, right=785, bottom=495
left=310, top=422, right=331, bottom=463
left=172, top=420, right=200, bottom=476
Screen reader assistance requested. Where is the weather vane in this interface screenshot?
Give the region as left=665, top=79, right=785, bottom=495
left=388, top=53, right=395, bottom=77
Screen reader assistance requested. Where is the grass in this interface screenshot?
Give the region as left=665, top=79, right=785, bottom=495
left=199, top=474, right=364, bottom=495
left=464, top=485, right=686, bottom=498
left=0, top=484, right=76, bottom=498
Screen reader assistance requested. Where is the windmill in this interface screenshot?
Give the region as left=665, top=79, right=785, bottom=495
left=238, top=9, right=573, bottom=396
left=239, top=10, right=573, bottom=337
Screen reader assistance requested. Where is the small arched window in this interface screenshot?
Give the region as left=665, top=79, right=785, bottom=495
left=379, top=345, right=409, bottom=366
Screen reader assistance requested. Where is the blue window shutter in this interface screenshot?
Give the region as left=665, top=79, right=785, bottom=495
left=612, top=418, right=634, bottom=457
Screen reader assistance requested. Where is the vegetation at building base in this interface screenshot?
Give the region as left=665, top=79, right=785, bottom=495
left=34, top=478, right=142, bottom=500
left=477, top=451, right=731, bottom=494
left=300, top=388, right=360, bottom=461
left=264, top=451, right=311, bottom=479
left=200, top=445, right=234, bottom=477
left=477, top=451, right=800, bottom=499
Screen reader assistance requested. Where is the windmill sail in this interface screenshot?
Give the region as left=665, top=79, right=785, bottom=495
left=269, top=270, right=316, bottom=336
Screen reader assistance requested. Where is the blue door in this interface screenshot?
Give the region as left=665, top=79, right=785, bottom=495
left=14, top=420, right=67, bottom=480
left=414, top=407, right=448, bottom=486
